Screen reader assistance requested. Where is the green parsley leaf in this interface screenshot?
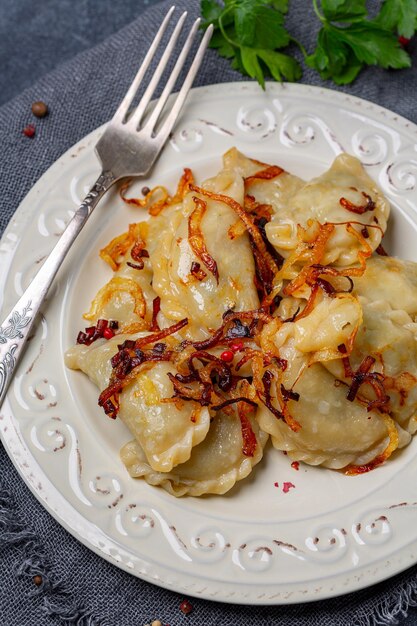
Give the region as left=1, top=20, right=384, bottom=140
left=306, top=27, right=350, bottom=76
left=200, top=0, right=299, bottom=88
left=240, top=46, right=302, bottom=87
left=307, top=29, right=363, bottom=83
left=201, top=0, right=224, bottom=24
left=268, top=0, right=289, bottom=12
left=257, top=49, right=302, bottom=81
left=320, top=0, right=367, bottom=22
left=308, top=0, right=412, bottom=83
left=240, top=47, right=266, bottom=86
left=334, top=22, right=411, bottom=68
left=209, top=29, right=236, bottom=58
left=374, top=0, right=417, bottom=39
left=234, top=4, right=290, bottom=49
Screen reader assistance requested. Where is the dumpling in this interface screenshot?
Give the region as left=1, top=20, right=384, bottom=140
left=121, top=410, right=268, bottom=496
left=146, top=164, right=259, bottom=340
left=223, top=147, right=305, bottom=214
left=265, top=153, right=390, bottom=267
left=323, top=256, right=417, bottom=434
left=65, top=334, right=211, bottom=472
left=352, top=255, right=417, bottom=316
left=262, top=291, right=363, bottom=364
left=256, top=340, right=409, bottom=469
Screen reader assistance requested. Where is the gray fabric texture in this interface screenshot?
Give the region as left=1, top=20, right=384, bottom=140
left=0, top=0, right=156, bottom=105
left=1, top=0, right=417, bottom=624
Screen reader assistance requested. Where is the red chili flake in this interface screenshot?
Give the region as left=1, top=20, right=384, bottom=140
left=282, top=481, right=295, bottom=493
left=220, top=349, right=234, bottom=363
left=96, top=319, right=108, bottom=331
left=291, top=461, right=299, bottom=471
left=274, top=481, right=279, bottom=488
left=76, top=331, right=88, bottom=344
left=103, top=327, right=115, bottom=340
left=23, top=124, right=36, bottom=138
left=338, top=343, right=347, bottom=354
left=179, top=599, right=193, bottom=615
left=76, top=318, right=117, bottom=345
left=230, top=341, right=244, bottom=352
left=190, top=261, right=207, bottom=281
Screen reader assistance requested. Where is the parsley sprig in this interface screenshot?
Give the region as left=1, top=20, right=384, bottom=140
left=201, top=0, right=302, bottom=87
left=307, top=0, right=412, bottom=84
left=200, top=0, right=416, bottom=87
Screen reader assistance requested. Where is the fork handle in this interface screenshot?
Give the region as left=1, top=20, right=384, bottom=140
left=0, top=170, right=115, bottom=407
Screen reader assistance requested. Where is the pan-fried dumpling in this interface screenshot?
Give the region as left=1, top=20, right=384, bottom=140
left=323, top=257, right=417, bottom=434
left=121, top=410, right=268, bottom=496
left=265, top=153, right=390, bottom=267
left=256, top=340, right=410, bottom=469
left=261, top=291, right=362, bottom=365
left=146, top=167, right=259, bottom=340
left=352, top=255, right=417, bottom=316
left=223, top=147, right=305, bottom=214
left=65, top=334, right=211, bottom=472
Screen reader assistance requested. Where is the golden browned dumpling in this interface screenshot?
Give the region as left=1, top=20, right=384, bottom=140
left=121, top=410, right=268, bottom=497
left=66, top=334, right=211, bottom=473
left=266, top=153, right=390, bottom=266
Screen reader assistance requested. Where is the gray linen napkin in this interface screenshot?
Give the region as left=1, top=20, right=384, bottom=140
left=1, top=1, right=417, bottom=625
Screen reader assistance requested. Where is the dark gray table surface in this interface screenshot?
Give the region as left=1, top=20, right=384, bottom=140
left=0, top=0, right=160, bottom=106
left=1, top=1, right=417, bottom=624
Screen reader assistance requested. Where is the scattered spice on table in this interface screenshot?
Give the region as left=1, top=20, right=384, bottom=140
left=179, top=599, right=193, bottom=615
left=31, top=100, right=49, bottom=118
left=291, top=461, right=300, bottom=471
left=33, top=574, right=43, bottom=586
left=23, top=124, right=36, bottom=138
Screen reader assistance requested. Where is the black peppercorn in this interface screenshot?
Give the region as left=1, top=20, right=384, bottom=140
left=31, top=101, right=48, bottom=118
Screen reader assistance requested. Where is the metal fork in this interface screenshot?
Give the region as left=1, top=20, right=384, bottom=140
left=0, top=7, right=213, bottom=406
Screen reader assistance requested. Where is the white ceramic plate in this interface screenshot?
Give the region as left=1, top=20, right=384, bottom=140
left=2, top=82, right=417, bottom=605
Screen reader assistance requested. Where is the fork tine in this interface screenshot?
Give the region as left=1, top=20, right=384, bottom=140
left=156, top=24, right=213, bottom=143
left=128, top=11, right=188, bottom=130
left=112, top=5, right=176, bottom=124
left=144, top=18, right=201, bottom=134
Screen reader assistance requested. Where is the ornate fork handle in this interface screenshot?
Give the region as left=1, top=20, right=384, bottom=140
left=0, top=170, right=115, bottom=405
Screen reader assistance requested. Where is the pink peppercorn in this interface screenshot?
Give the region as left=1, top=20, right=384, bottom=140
left=179, top=599, right=193, bottom=615
left=23, top=124, right=36, bottom=138
left=220, top=350, right=234, bottom=362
